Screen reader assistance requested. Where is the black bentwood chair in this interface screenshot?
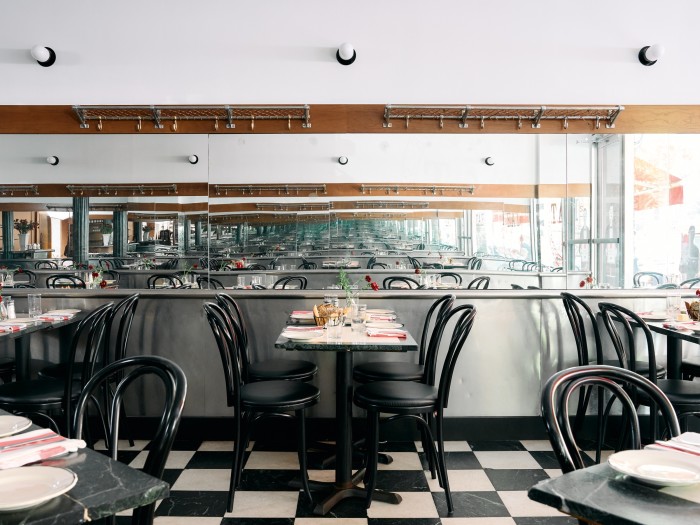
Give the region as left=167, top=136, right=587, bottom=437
left=197, top=276, right=226, bottom=289
left=72, top=355, right=187, bottom=525
left=466, top=276, right=490, bottom=289
left=215, top=294, right=317, bottom=382
left=46, top=274, right=87, bottom=289
left=541, top=365, right=680, bottom=475
left=599, top=302, right=700, bottom=436
left=382, top=276, right=421, bottom=289
left=146, top=274, right=184, bottom=289
left=273, top=276, right=308, bottom=289
left=354, top=304, right=477, bottom=514
left=204, top=302, right=320, bottom=512
left=0, top=303, right=113, bottom=434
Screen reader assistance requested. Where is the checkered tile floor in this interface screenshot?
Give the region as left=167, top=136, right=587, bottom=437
left=101, top=438, right=605, bottom=524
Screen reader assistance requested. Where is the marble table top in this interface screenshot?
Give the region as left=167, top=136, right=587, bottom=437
left=529, top=462, right=700, bottom=525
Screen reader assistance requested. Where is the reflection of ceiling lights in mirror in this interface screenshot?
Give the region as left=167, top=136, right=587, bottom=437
left=256, top=203, right=331, bottom=211
left=354, top=201, right=429, bottom=209
left=66, top=184, right=178, bottom=196
left=0, top=185, right=39, bottom=196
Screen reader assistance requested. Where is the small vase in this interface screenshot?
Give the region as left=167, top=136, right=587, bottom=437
left=18, top=233, right=29, bottom=251
left=102, top=234, right=111, bottom=246
left=0, top=302, right=7, bottom=321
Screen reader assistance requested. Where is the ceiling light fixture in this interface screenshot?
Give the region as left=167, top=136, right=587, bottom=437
left=338, top=156, right=349, bottom=165
left=31, top=45, right=57, bottom=67
left=639, top=44, right=665, bottom=66
left=188, top=155, right=199, bottom=164
left=46, top=156, right=59, bottom=166
left=484, top=157, right=495, bottom=166
left=336, top=43, right=356, bottom=66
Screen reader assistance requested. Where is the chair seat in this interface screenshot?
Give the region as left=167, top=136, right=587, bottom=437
left=38, top=363, right=73, bottom=380
left=599, top=359, right=666, bottom=378
left=656, top=379, right=700, bottom=406
left=248, top=359, right=317, bottom=382
left=0, top=379, right=65, bottom=405
left=0, top=358, right=15, bottom=383
left=241, top=380, right=319, bottom=411
left=353, top=362, right=423, bottom=383
left=681, top=357, right=700, bottom=378
left=354, top=380, right=437, bottom=412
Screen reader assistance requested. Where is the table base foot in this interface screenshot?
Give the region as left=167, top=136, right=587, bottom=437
left=313, top=486, right=402, bottom=515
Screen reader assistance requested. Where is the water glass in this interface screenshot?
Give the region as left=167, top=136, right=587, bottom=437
left=28, top=294, right=42, bottom=318
left=237, top=275, right=246, bottom=288
left=666, top=291, right=682, bottom=320
left=327, top=316, right=345, bottom=340
left=251, top=275, right=262, bottom=287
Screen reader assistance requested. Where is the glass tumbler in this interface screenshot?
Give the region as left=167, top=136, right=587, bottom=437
left=28, top=294, right=42, bottom=318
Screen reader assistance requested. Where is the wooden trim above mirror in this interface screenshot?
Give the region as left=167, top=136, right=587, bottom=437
left=1, top=105, right=700, bottom=134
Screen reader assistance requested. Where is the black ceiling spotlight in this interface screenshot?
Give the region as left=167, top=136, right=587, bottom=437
left=336, top=43, right=356, bottom=66
left=338, top=156, right=349, bottom=165
left=31, top=45, right=57, bottom=67
left=484, top=157, right=495, bottom=166
left=638, top=44, right=665, bottom=66
left=46, top=156, right=59, bottom=166
left=188, top=155, right=199, bottom=165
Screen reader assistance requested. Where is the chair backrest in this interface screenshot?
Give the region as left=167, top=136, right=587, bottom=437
left=98, top=259, right=113, bottom=270
left=146, top=274, right=183, bottom=289
left=35, top=260, right=58, bottom=269
left=425, top=304, right=477, bottom=409
left=656, top=283, right=679, bottom=289
left=101, top=269, right=120, bottom=282
left=438, top=272, right=462, bottom=285
left=269, top=257, right=280, bottom=269
left=72, top=355, right=186, bottom=525
left=470, top=258, right=483, bottom=270
left=247, top=263, right=268, bottom=271
left=215, top=293, right=250, bottom=364
left=298, top=260, right=317, bottom=269
left=383, top=276, right=420, bottom=289
left=467, top=276, right=489, bottom=289
left=366, top=256, right=376, bottom=269
left=198, top=257, right=210, bottom=269
left=63, top=302, right=114, bottom=434
left=418, top=294, right=455, bottom=368
left=197, top=276, right=226, bottom=289
left=371, top=262, right=389, bottom=269
left=633, top=271, right=664, bottom=287
left=561, top=292, right=603, bottom=367
left=598, top=302, right=657, bottom=377
left=273, top=276, right=307, bottom=289
left=46, top=274, right=87, bottom=288
left=511, top=284, right=524, bottom=289
left=680, top=277, right=700, bottom=288
left=407, top=256, right=422, bottom=269
left=541, top=365, right=680, bottom=473
left=203, top=302, right=245, bottom=407
left=104, top=293, right=140, bottom=364
left=13, top=269, right=36, bottom=285
left=251, top=283, right=266, bottom=289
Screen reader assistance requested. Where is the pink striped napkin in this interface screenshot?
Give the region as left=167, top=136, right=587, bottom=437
left=646, top=432, right=700, bottom=457
left=0, top=429, right=86, bottom=469
left=284, top=326, right=324, bottom=331
left=0, top=325, right=26, bottom=333
left=292, top=310, right=313, bottom=315
left=38, top=314, right=74, bottom=322
left=367, top=315, right=397, bottom=321
left=366, top=329, right=407, bottom=339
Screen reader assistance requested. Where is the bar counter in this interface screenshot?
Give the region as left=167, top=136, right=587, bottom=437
left=0, top=288, right=688, bottom=439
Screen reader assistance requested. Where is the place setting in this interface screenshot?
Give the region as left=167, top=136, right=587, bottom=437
left=0, top=414, right=86, bottom=512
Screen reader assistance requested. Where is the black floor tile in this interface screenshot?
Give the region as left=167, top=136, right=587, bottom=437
left=469, top=440, right=527, bottom=451
left=432, top=490, right=509, bottom=518
left=155, top=490, right=230, bottom=517
left=485, top=468, right=551, bottom=490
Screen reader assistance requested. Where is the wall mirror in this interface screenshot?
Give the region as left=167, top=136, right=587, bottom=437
left=0, top=132, right=697, bottom=290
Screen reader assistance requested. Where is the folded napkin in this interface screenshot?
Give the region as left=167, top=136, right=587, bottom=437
left=0, top=429, right=86, bottom=469
left=291, top=311, right=313, bottom=316
left=38, top=314, right=74, bottom=322
left=367, top=315, right=397, bottom=321
left=284, top=326, right=324, bottom=331
left=366, top=328, right=407, bottom=339
left=0, top=324, right=27, bottom=333
left=662, top=322, right=697, bottom=331
left=646, top=432, right=700, bottom=457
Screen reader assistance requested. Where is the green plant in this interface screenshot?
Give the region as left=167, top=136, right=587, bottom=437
left=99, top=222, right=113, bottom=234
left=338, top=268, right=379, bottom=299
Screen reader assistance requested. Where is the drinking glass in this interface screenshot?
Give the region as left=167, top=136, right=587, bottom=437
left=28, top=294, right=42, bottom=318
left=237, top=275, right=246, bottom=288
left=251, top=275, right=262, bottom=286
left=666, top=291, right=682, bottom=320
left=327, top=316, right=345, bottom=340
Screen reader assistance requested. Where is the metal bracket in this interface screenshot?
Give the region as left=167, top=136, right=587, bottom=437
left=532, top=106, right=545, bottom=129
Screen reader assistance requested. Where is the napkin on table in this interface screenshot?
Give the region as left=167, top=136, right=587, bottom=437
left=0, top=324, right=28, bottom=332
left=0, top=428, right=86, bottom=469
left=38, top=314, right=75, bottom=322
left=366, top=328, right=407, bottom=339
left=646, top=432, right=700, bottom=457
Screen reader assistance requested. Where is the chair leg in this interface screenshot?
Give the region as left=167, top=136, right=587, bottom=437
left=296, top=409, right=313, bottom=506
left=435, top=414, right=453, bottom=515
left=364, top=410, right=380, bottom=509
left=228, top=412, right=246, bottom=513
left=420, top=414, right=436, bottom=480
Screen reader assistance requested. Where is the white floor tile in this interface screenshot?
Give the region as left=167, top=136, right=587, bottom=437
left=295, top=519, right=368, bottom=525
left=171, top=468, right=231, bottom=491
left=129, top=450, right=195, bottom=469
left=498, top=490, right=565, bottom=517
left=198, top=440, right=234, bottom=452
left=225, top=490, right=301, bottom=517
left=244, top=451, right=300, bottom=469
left=544, top=468, right=563, bottom=478
left=377, top=451, right=424, bottom=470
left=426, top=469, right=495, bottom=492
left=366, top=491, right=439, bottom=518
left=441, top=518, right=516, bottom=525
left=473, top=451, right=542, bottom=470
left=154, top=518, right=223, bottom=524
left=519, top=440, right=553, bottom=451
left=415, top=440, right=472, bottom=452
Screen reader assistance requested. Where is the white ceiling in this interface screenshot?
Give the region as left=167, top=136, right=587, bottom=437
left=1, top=0, right=696, bottom=105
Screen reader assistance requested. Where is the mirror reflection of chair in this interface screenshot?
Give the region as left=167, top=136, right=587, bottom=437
left=383, top=276, right=420, bottom=289
left=467, top=276, right=489, bottom=289
left=370, top=261, right=389, bottom=269
left=197, top=276, right=226, bottom=289
left=438, top=273, right=462, bottom=285
left=354, top=304, right=477, bottom=513
left=680, top=277, right=700, bottom=288
left=273, top=276, right=307, bottom=289
left=35, top=260, right=58, bottom=269
left=541, top=365, right=680, bottom=474
left=407, top=256, right=422, bottom=269
left=511, top=284, right=524, bottom=289
left=656, top=283, right=678, bottom=289
left=46, top=274, right=86, bottom=289
left=203, top=302, right=319, bottom=512
left=247, top=263, right=268, bottom=271
left=72, top=355, right=186, bottom=525
left=298, top=258, right=317, bottom=269
left=633, top=271, right=665, bottom=287
left=101, top=269, right=120, bottom=282
left=13, top=269, right=36, bottom=286
left=146, top=274, right=184, bottom=289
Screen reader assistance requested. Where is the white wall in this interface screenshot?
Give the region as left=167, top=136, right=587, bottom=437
left=1, top=0, right=696, bottom=105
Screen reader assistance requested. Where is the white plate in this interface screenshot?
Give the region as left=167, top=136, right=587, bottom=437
left=0, top=466, right=78, bottom=511
left=366, top=309, right=396, bottom=315
left=608, top=449, right=700, bottom=487
left=290, top=313, right=314, bottom=320
left=366, top=322, right=404, bottom=329
left=0, top=415, right=32, bottom=437
left=46, top=309, right=80, bottom=315
left=281, top=330, right=324, bottom=341
left=0, top=318, right=35, bottom=325
left=638, top=312, right=668, bottom=322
